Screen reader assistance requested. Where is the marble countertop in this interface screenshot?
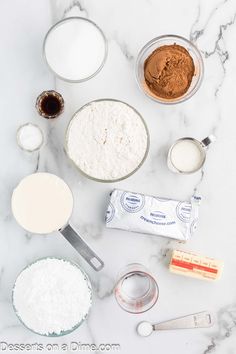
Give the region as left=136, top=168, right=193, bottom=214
left=1, top=0, right=236, bottom=353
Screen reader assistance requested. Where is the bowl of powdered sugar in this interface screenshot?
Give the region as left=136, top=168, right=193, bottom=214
left=65, top=99, right=150, bottom=182
left=12, top=258, right=92, bottom=336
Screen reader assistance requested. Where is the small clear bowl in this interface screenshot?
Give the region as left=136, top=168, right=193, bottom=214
left=65, top=99, right=150, bottom=183
left=114, top=264, right=159, bottom=314
left=135, top=35, right=204, bottom=104
left=43, top=17, right=108, bottom=83
left=12, top=257, right=92, bottom=337
left=16, top=123, right=44, bottom=152
left=36, top=90, right=64, bottom=119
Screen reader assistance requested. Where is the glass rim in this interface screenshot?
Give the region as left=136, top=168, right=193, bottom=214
left=12, top=256, right=93, bottom=337
left=114, top=264, right=159, bottom=314
left=43, top=17, right=108, bottom=83
left=135, top=34, right=204, bottom=105
left=64, top=98, right=150, bottom=183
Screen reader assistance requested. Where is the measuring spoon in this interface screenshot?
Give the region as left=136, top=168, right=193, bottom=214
left=137, top=311, right=214, bottom=337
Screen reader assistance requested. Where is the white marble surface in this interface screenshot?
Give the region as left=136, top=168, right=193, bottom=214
left=1, top=0, right=236, bottom=353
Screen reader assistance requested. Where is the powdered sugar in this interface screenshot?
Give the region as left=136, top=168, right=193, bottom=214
left=13, top=258, right=92, bottom=336
left=66, top=100, right=149, bottom=181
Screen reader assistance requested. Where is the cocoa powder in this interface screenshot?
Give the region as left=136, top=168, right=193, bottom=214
left=144, top=44, right=195, bottom=100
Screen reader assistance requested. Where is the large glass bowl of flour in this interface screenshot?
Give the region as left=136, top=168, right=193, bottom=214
left=65, top=99, right=150, bottom=182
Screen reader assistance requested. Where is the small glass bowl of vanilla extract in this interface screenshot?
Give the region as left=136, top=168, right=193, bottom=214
left=36, top=90, right=64, bottom=119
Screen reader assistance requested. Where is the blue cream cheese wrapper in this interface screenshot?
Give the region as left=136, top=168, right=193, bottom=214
left=105, top=189, right=201, bottom=241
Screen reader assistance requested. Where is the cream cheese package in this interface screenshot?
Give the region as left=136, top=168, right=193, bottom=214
left=105, top=189, right=201, bottom=241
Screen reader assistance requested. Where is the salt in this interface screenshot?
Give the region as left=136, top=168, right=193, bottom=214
left=13, top=258, right=92, bottom=335
left=17, top=123, right=43, bottom=152
left=137, top=321, right=153, bottom=337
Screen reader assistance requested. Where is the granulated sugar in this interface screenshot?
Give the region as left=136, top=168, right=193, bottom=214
left=66, top=100, right=148, bottom=181
left=44, top=18, right=106, bottom=81
left=13, top=258, right=92, bottom=335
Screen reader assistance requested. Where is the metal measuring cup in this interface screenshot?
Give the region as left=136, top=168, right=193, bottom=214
left=167, top=135, right=216, bottom=174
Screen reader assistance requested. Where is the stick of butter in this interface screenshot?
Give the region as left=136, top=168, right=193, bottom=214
left=169, top=250, right=223, bottom=281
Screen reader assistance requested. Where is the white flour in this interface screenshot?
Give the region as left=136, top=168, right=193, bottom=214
left=13, top=258, right=92, bottom=335
left=66, top=100, right=148, bottom=181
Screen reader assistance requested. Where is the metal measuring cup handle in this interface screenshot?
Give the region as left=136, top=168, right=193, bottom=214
left=201, top=135, right=216, bottom=148
left=153, top=311, right=214, bottom=331
left=60, top=224, right=104, bottom=271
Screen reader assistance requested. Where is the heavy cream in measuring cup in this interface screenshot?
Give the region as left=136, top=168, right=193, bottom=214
left=169, top=139, right=205, bottom=173
left=11, top=173, right=73, bottom=234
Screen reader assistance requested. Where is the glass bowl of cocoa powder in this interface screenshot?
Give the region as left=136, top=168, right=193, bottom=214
left=135, top=35, right=204, bottom=104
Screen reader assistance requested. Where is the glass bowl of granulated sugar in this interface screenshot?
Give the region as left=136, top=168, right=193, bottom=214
left=12, top=258, right=92, bottom=336
left=43, top=17, right=107, bottom=82
left=65, top=99, right=150, bottom=182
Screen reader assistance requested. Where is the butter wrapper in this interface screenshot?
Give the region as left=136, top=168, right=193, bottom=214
left=105, top=189, right=201, bottom=241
